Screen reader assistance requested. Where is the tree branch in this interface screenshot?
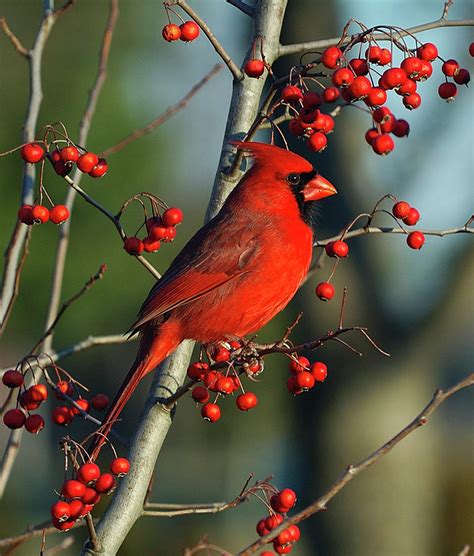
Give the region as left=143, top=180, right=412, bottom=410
left=279, top=18, right=474, bottom=57
left=101, top=63, right=222, bottom=157
left=0, top=18, right=28, bottom=56
left=237, top=372, right=474, bottom=554
left=226, top=0, right=255, bottom=17
left=175, top=0, right=243, bottom=81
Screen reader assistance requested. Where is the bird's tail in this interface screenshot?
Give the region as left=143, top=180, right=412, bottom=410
left=90, top=322, right=181, bottom=461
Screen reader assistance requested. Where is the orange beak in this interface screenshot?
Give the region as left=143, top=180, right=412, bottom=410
left=302, top=174, right=337, bottom=202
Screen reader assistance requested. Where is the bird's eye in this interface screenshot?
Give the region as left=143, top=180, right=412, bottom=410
left=287, top=173, right=300, bottom=185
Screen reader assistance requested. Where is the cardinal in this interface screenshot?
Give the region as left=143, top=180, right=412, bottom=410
left=91, top=142, right=336, bottom=459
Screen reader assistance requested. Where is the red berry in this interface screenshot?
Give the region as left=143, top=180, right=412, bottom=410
left=349, top=76, right=371, bottom=99
left=401, top=57, right=422, bottom=78
left=19, top=390, right=40, bottom=411
left=265, top=513, right=284, bottom=530
left=244, top=59, right=265, bottom=78
left=441, top=59, right=459, bottom=77
left=316, top=281, right=335, bottom=301
left=307, top=132, right=327, bottom=153
left=454, top=68, right=470, bottom=85
left=51, top=501, right=71, bottom=521
left=295, top=371, right=315, bottom=390
left=3, top=408, right=26, bottom=429
left=373, top=106, right=392, bottom=123
left=24, top=414, right=45, bottom=433
left=392, top=119, right=410, bottom=138
left=403, top=207, right=420, bottom=226
left=287, top=524, right=301, bottom=541
left=321, top=46, right=342, bottom=69
left=331, top=240, right=349, bottom=258
left=276, top=528, right=294, bottom=546
left=28, top=384, right=48, bottom=402
left=236, top=392, right=258, bottom=411
left=281, top=85, right=303, bottom=102
left=52, top=518, right=75, bottom=531
left=143, top=237, right=161, bottom=253
left=2, top=370, right=24, bottom=388
left=302, top=91, right=322, bottom=110
left=438, top=82, right=457, bottom=101
left=397, top=79, right=417, bottom=96
left=82, top=487, right=101, bottom=505
left=201, top=403, right=221, bottom=422
left=310, top=361, right=328, bottom=382
left=162, top=226, right=176, bottom=243
left=77, top=152, right=99, bottom=173
left=18, top=204, right=34, bottom=225
left=392, top=201, right=411, bottom=219
left=203, top=371, right=218, bottom=390
left=212, top=345, right=230, bottom=362
left=216, top=376, right=234, bottom=395
left=62, top=479, right=86, bottom=499
left=348, top=58, right=369, bottom=76
left=77, top=462, right=101, bottom=484
left=55, top=380, right=74, bottom=400
left=89, top=158, right=108, bottom=178
left=378, top=48, right=392, bottom=66
left=417, top=42, right=438, bottom=61
left=366, top=45, right=382, bottom=63
left=52, top=405, right=74, bottom=426
left=91, top=393, right=109, bottom=411
left=379, top=114, right=396, bottom=134
left=162, top=207, right=183, bottom=226
left=179, top=21, right=200, bottom=42
left=364, top=87, right=387, bottom=107
left=187, top=361, right=209, bottom=380
left=69, top=499, right=86, bottom=520
left=256, top=518, right=270, bottom=537
left=380, top=68, right=407, bottom=90
left=123, top=237, right=144, bottom=255
left=71, top=398, right=90, bottom=416
left=407, top=231, right=425, bottom=250
left=288, top=118, right=304, bottom=136
left=21, top=143, right=44, bottom=163
left=371, top=134, right=394, bottom=155
left=192, top=386, right=210, bottom=404
left=49, top=204, right=70, bottom=225
left=286, top=376, right=303, bottom=395
left=95, top=473, right=116, bottom=494
left=417, top=60, right=433, bottom=81
left=110, top=457, right=130, bottom=476
left=331, top=67, right=354, bottom=87
left=59, top=146, right=79, bottom=163
left=31, top=205, right=49, bottom=224
left=365, top=128, right=379, bottom=146
left=148, top=221, right=169, bottom=241
left=470, top=42, right=474, bottom=57
left=403, top=93, right=422, bottom=110
left=289, top=356, right=310, bottom=374
left=162, top=23, right=181, bottom=42
left=322, top=86, right=340, bottom=103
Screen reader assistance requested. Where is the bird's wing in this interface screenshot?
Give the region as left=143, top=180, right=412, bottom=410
left=130, top=214, right=261, bottom=331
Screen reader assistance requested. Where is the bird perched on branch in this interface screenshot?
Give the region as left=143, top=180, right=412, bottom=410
left=91, top=142, right=336, bottom=459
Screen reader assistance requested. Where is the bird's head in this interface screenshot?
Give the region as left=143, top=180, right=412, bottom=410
left=232, top=141, right=337, bottom=205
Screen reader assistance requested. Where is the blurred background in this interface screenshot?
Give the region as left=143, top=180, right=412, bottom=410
left=0, top=1, right=473, bottom=554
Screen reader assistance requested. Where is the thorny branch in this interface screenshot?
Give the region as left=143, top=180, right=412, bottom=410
left=237, top=372, right=474, bottom=555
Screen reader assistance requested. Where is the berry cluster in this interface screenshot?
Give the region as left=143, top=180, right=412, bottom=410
left=161, top=3, right=200, bottom=44
left=50, top=457, right=130, bottom=531
left=186, top=342, right=260, bottom=423
left=256, top=488, right=300, bottom=554
left=286, top=357, right=327, bottom=395
left=392, top=200, right=425, bottom=249
left=2, top=368, right=109, bottom=432
left=123, top=206, right=183, bottom=255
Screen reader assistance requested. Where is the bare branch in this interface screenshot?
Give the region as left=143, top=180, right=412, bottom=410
left=175, top=0, right=243, bottom=80
left=279, top=18, right=474, bottom=57
left=101, top=64, right=222, bottom=157
left=0, top=18, right=28, bottom=56
left=226, top=0, right=255, bottom=16
left=237, top=372, right=474, bottom=555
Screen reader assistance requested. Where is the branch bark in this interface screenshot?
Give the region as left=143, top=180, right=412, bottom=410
left=81, top=1, right=289, bottom=553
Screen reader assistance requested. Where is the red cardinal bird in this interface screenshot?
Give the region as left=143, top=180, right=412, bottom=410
left=91, top=142, right=336, bottom=458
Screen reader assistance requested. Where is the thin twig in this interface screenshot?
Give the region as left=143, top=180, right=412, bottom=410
left=101, top=64, right=222, bottom=157
left=175, top=0, right=243, bottom=80
left=0, top=18, right=28, bottom=56
left=237, top=372, right=474, bottom=555
left=279, top=17, right=474, bottom=57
